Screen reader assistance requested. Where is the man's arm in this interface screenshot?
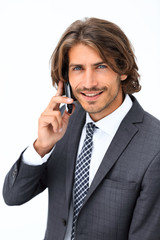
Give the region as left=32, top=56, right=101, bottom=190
left=3, top=152, right=48, bottom=205
left=129, top=151, right=160, bottom=240
left=3, top=81, right=74, bottom=206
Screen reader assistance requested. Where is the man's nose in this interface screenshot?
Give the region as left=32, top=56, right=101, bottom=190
left=83, top=69, right=98, bottom=88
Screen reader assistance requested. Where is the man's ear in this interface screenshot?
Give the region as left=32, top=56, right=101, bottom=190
left=120, top=74, right=127, bottom=81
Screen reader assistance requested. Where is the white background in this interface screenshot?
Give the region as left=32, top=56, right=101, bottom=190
left=0, top=0, right=160, bottom=239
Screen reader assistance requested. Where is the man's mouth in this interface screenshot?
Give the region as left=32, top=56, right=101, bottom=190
left=81, top=91, right=103, bottom=97
left=80, top=90, right=104, bottom=101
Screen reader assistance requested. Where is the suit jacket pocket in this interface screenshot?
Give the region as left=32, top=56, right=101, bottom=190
left=78, top=179, right=139, bottom=238
left=103, top=178, right=137, bottom=191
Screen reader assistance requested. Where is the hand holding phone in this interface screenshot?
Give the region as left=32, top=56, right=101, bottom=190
left=34, top=81, right=73, bottom=157
left=64, top=82, right=73, bottom=114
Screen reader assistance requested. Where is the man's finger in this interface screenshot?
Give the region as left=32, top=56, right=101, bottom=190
left=55, top=80, right=64, bottom=97
left=47, top=96, right=73, bottom=111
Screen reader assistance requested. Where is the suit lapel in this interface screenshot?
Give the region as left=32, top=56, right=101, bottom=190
left=83, top=120, right=138, bottom=204
left=83, top=96, right=144, bottom=205
left=64, top=96, right=144, bottom=209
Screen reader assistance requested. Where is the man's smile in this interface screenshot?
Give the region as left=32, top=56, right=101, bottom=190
left=81, top=91, right=103, bottom=97
left=79, top=90, right=104, bottom=101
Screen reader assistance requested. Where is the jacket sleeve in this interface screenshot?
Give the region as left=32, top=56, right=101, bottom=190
left=3, top=151, right=48, bottom=206
left=128, top=151, right=160, bottom=240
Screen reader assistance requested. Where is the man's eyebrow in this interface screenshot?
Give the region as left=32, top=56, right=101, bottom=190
left=69, top=62, right=106, bottom=68
left=92, top=61, right=106, bottom=66
left=69, top=63, right=83, bottom=68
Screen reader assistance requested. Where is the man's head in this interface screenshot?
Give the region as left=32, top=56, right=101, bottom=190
left=51, top=17, right=140, bottom=95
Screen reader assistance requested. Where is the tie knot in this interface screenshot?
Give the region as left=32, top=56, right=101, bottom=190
left=86, top=122, right=95, bottom=138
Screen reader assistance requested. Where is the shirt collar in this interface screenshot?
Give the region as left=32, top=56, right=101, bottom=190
left=86, top=94, right=133, bottom=135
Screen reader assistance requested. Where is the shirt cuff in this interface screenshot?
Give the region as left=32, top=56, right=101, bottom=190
left=22, top=142, right=54, bottom=166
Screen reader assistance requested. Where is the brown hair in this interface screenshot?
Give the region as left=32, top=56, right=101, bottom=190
left=51, top=17, right=141, bottom=94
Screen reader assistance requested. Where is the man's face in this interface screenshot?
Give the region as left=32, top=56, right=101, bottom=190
left=68, top=43, right=127, bottom=121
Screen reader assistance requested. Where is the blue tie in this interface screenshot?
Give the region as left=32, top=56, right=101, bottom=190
left=71, top=122, right=95, bottom=239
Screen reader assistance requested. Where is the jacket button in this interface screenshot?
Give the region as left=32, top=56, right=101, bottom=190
left=62, top=219, right=67, bottom=226
left=12, top=169, right=17, bottom=178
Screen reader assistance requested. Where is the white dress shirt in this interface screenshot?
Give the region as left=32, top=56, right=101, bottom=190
left=22, top=94, right=133, bottom=240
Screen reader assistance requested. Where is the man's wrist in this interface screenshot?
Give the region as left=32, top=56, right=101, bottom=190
left=22, top=141, right=55, bottom=166
left=34, top=139, right=55, bottom=158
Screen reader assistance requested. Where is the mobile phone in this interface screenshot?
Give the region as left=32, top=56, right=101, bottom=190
left=64, top=81, right=73, bottom=114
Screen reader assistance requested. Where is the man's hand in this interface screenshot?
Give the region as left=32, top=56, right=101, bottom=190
left=34, top=81, right=74, bottom=157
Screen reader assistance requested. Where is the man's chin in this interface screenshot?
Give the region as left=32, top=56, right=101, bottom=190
left=80, top=103, right=102, bottom=115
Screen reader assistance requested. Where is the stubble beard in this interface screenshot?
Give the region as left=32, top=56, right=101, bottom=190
left=83, top=82, right=122, bottom=115
left=86, top=87, right=121, bottom=115
left=73, top=76, right=122, bottom=116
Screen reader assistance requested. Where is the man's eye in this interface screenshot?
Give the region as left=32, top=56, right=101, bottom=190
left=97, top=65, right=107, bottom=69
left=73, top=66, right=82, bottom=71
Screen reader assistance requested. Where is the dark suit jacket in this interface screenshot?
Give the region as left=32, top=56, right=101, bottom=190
left=3, top=96, right=160, bottom=240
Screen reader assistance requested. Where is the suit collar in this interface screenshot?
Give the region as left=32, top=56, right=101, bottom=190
left=90, top=94, right=133, bottom=136
left=65, top=96, right=145, bottom=207
left=83, top=95, right=145, bottom=205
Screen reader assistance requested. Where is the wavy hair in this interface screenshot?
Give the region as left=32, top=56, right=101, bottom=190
left=51, top=17, right=141, bottom=94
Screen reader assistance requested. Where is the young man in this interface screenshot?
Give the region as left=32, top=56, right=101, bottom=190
left=3, top=18, right=160, bottom=240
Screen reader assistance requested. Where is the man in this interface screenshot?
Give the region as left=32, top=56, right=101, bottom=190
left=3, top=18, right=160, bottom=240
